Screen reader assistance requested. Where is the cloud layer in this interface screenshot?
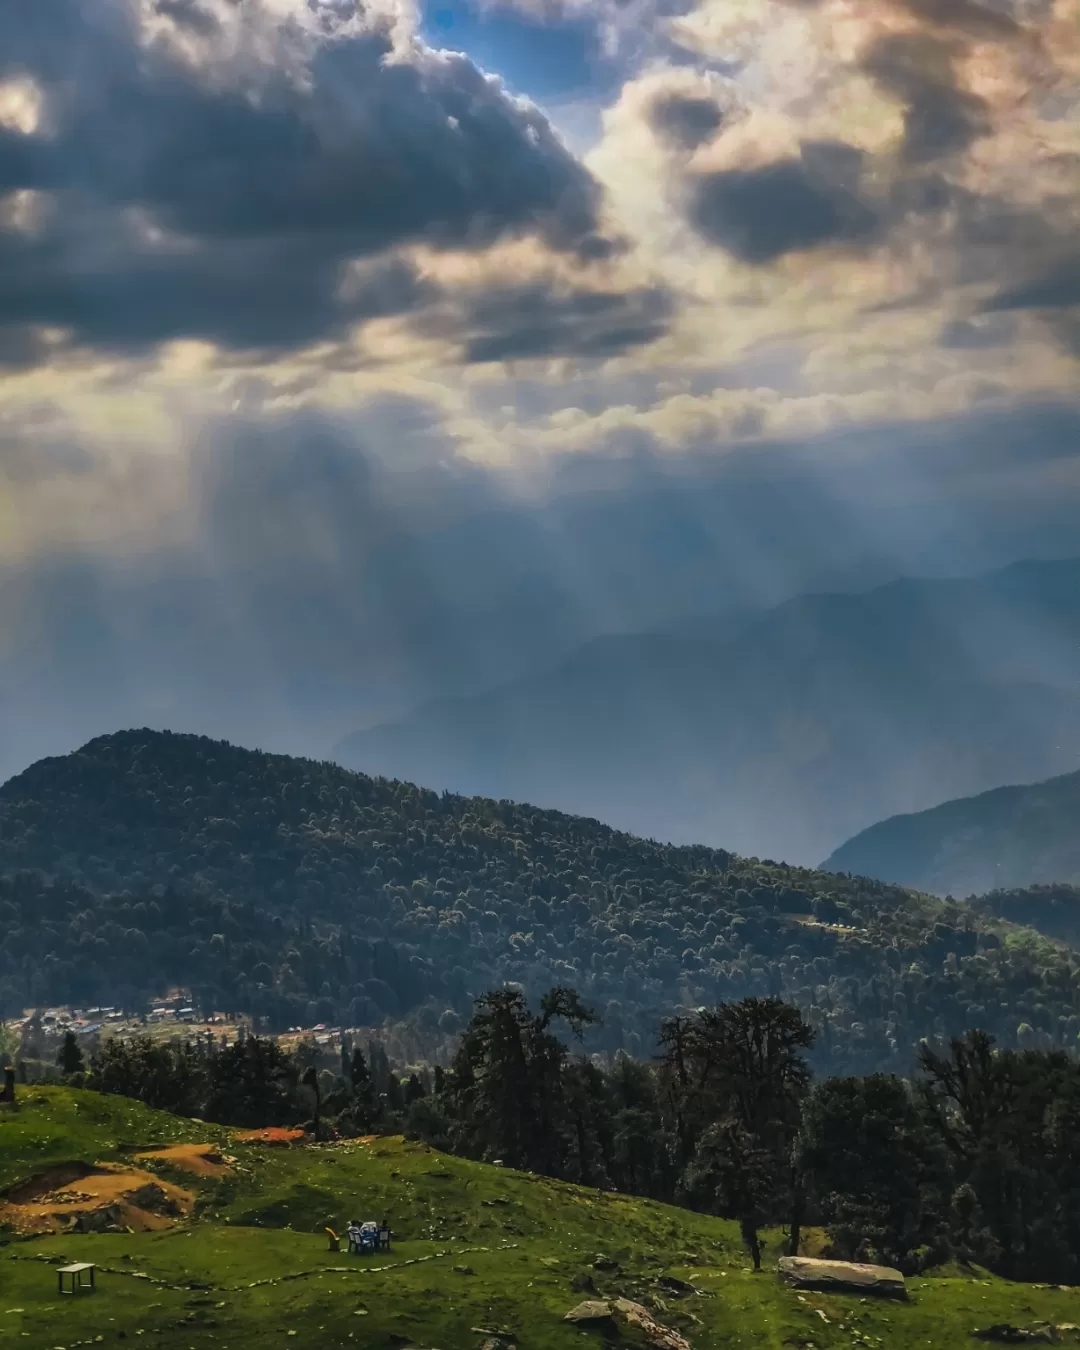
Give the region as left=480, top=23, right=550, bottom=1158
left=0, top=0, right=1078, bottom=804
left=0, top=0, right=638, bottom=363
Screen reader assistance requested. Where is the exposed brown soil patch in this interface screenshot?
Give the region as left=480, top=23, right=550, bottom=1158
left=135, top=1142, right=233, bottom=1178
left=3, top=1161, right=100, bottom=1203
left=234, top=1127, right=305, bottom=1146
left=0, top=1162, right=193, bottom=1235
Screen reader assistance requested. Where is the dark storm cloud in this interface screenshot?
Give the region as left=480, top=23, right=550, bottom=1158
left=0, top=129, right=59, bottom=193
left=0, top=234, right=435, bottom=357
left=862, top=32, right=991, bottom=163
left=151, top=0, right=223, bottom=36
left=687, top=141, right=877, bottom=263
left=939, top=313, right=1017, bottom=348
left=453, top=282, right=675, bottom=362
left=776, top=0, right=1027, bottom=34
left=896, top=0, right=1023, bottom=38
left=0, top=325, right=53, bottom=370
left=984, top=258, right=1080, bottom=312
left=0, top=0, right=615, bottom=360
left=649, top=93, right=724, bottom=150
left=670, top=0, right=1067, bottom=276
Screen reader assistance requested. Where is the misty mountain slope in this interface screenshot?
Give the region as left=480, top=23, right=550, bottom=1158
left=336, top=556, right=1080, bottom=864
left=972, top=884, right=1080, bottom=948
left=5, top=728, right=1080, bottom=1073
left=824, top=768, right=1080, bottom=897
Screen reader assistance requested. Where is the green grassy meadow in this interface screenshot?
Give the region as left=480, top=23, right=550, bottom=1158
left=2, top=1088, right=1078, bottom=1350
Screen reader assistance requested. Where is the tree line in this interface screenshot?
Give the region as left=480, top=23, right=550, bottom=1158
left=419, top=990, right=1080, bottom=1285
left=73, top=986, right=1080, bottom=1287
left=79, top=1026, right=425, bottom=1137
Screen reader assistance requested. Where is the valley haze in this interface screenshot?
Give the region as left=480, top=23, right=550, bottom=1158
left=338, top=554, right=1080, bottom=865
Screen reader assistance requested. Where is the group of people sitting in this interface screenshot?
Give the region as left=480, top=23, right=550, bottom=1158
left=345, top=1218, right=391, bottom=1254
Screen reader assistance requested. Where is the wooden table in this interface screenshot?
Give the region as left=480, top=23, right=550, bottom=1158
left=57, top=1262, right=96, bottom=1295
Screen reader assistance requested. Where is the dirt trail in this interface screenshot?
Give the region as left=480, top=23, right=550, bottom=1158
left=136, top=1142, right=233, bottom=1178
left=234, top=1127, right=305, bottom=1145
left=0, top=1161, right=194, bottom=1235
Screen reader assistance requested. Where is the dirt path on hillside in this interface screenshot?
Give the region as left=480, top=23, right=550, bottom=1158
left=135, top=1143, right=234, bottom=1178
left=234, top=1127, right=305, bottom=1145
left=0, top=1161, right=194, bottom=1235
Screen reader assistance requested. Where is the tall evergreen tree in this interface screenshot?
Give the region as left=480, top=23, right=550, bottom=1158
left=660, top=997, right=815, bottom=1262
left=444, top=987, right=597, bottom=1171
left=681, top=1118, right=773, bottom=1270
left=57, top=1030, right=84, bottom=1076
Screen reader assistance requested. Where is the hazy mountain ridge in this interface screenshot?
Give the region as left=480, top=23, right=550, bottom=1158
left=824, top=767, right=1080, bottom=897
left=337, top=556, right=1080, bottom=864
left=3, top=730, right=1080, bottom=1074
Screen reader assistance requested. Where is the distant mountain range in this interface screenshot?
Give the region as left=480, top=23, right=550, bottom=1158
left=336, top=556, right=1080, bottom=865
left=824, top=767, right=1080, bottom=897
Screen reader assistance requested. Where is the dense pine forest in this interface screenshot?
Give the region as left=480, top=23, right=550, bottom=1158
left=3, top=730, right=1080, bottom=1074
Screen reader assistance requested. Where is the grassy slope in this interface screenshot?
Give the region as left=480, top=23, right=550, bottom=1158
left=0, top=1086, right=222, bottom=1192
left=2, top=1090, right=1079, bottom=1350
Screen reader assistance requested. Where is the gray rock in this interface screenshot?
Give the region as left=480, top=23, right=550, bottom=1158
left=656, top=1275, right=696, bottom=1297
left=777, top=1256, right=906, bottom=1299
left=564, top=1299, right=692, bottom=1349
left=612, top=1300, right=692, bottom=1350
left=564, top=1300, right=616, bottom=1324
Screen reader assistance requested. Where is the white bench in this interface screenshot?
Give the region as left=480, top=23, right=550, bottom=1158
left=57, top=1262, right=96, bottom=1295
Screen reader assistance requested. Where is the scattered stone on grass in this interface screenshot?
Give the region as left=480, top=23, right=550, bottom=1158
left=973, top=1326, right=1080, bottom=1344
left=613, top=1298, right=693, bottom=1350
left=656, top=1276, right=698, bottom=1298
left=565, top=1300, right=616, bottom=1325
left=564, top=1298, right=692, bottom=1350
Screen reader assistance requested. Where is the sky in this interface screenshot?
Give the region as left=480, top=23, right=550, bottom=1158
left=1, top=0, right=1079, bottom=794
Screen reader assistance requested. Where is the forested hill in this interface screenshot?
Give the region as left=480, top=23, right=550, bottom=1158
left=971, top=884, right=1080, bottom=949
left=824, top=766, right=1080, bottom=896
left=3, top=729, right=1080, bottom=1074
